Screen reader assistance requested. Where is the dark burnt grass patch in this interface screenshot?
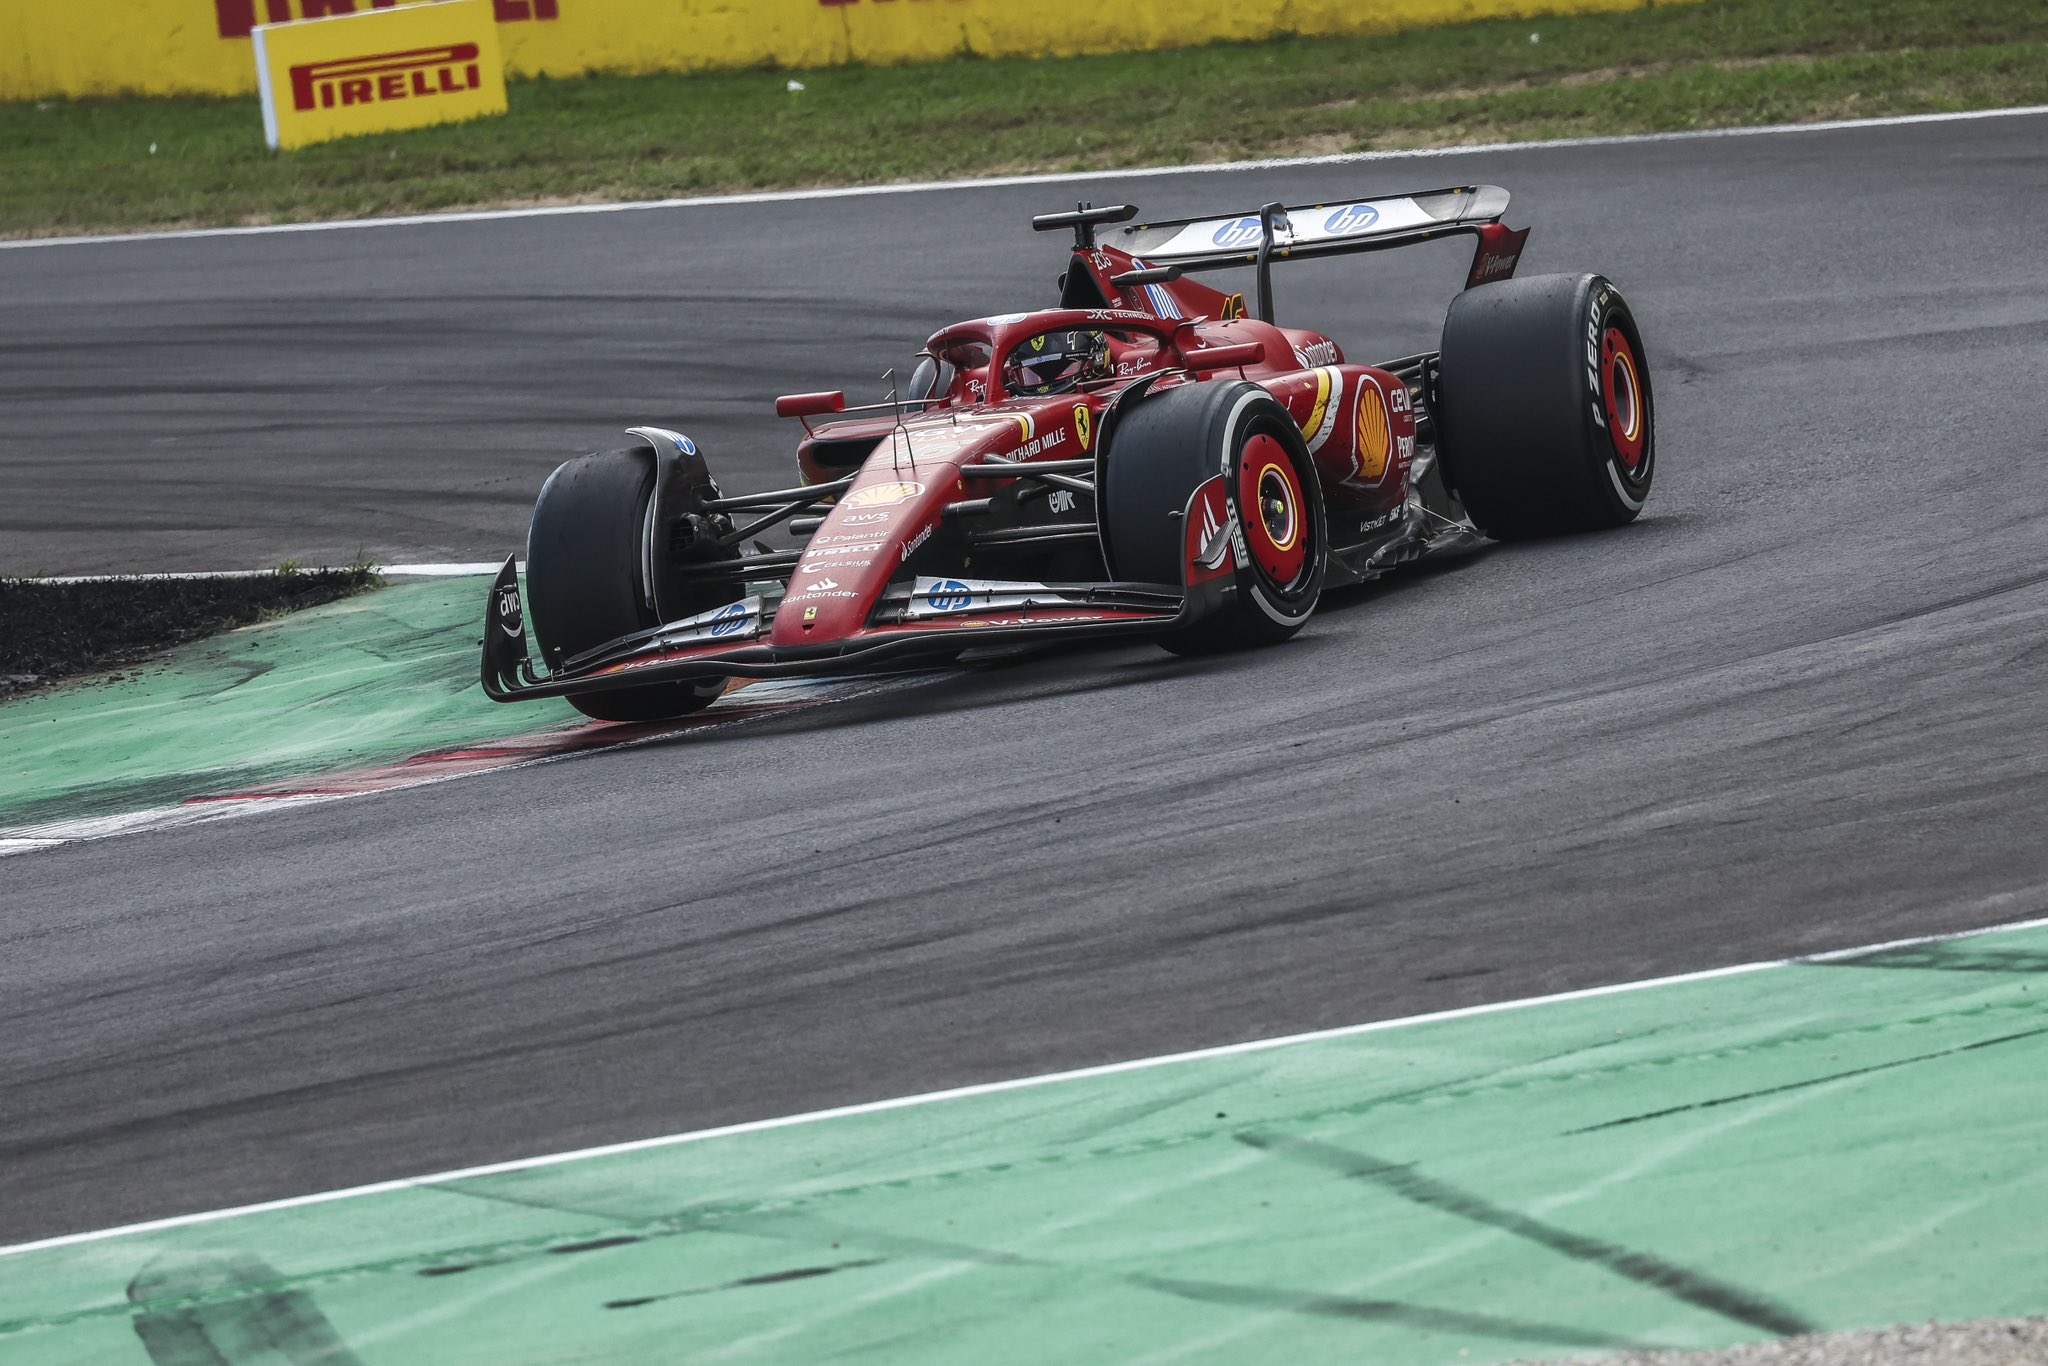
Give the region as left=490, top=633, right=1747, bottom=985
left=0, top=563, right=381, bottom=699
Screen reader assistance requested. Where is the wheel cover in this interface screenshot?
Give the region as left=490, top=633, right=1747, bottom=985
left=1601, top=326, right=1648, bottom=471
left=1238, top=433, right=1309, bottom=588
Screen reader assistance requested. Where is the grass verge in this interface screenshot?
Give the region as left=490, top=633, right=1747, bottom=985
left=0, top=563, right=382, bottom=698
left=3, top=0, right=2046, bottom=238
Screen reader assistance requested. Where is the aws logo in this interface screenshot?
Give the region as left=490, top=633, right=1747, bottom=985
left=289, top=44, right=481, bottom=109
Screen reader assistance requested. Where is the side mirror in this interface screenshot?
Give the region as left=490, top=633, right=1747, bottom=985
left=1180, top=341, right=1265, bottom=371
left=775, top=390, right=847, bottom=420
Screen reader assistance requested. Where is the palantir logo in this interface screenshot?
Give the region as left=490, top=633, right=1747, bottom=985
left=927, top=580, right=974, bottom=612
left=1324, top=203, right=1381, bottom=235
left=1212, top=217, right=1265, bottom=250
left=289, top=44, right=482, bottom=112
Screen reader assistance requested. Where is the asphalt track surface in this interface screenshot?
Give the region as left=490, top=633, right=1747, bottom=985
left=3, top=114, right=2047, bottom=1247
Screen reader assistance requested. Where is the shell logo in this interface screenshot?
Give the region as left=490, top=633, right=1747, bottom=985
left=845, top=481, right=925, bottom=508
left=1356, top=385, right=1391, bottom=482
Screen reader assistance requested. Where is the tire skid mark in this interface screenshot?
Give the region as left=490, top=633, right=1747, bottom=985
left=1234, top=1131, right=1815, bottom=1337
left=1821, top=944, right=2048, bottom=975
left=1129, top=1274, right=1674, bottom=1352
left=1563, top=1023, right=2048, bottom=1135
left=603, top=1257, right=887, bottom=1310
left=128, top=1251, right=363, bottom=1366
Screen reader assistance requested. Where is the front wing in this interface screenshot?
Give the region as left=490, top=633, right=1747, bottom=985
left=479, top=562, right=1207, bottom=703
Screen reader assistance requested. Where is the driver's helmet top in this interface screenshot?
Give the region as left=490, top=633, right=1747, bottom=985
left=1004, top=328, right=1110, bottom=396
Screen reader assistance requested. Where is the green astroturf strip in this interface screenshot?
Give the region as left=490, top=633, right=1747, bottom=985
left=3, top=922, right=2044, bottom=1363
left=0, top=576, right=577, bottom=829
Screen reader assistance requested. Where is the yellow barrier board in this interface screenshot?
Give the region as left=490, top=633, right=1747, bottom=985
left=252, top=0, right=507, bottom=150
left=3, top=0, right=1676, bottom=102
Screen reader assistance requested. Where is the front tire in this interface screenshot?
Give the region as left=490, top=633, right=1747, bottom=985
left=1438, top=273, right=1655, bottom=539
left=525, top=447, right=729, bottom=723
left=1102, top=380, right=1325, bottom=654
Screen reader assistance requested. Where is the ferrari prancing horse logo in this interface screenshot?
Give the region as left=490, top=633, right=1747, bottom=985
left=1074, top=405, right=1092, bottom=451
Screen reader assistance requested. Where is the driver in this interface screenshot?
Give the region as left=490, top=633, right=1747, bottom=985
left=1003, top=329, right=1110, bottom=396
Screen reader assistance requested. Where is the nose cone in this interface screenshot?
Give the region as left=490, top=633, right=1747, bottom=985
left=772, top=472, right=955, bottom=647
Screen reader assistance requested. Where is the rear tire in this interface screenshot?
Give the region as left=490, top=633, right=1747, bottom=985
left=1438, top=273, right=1654, bottom=539
left=1102, top=380, right=1324, bottom=654
left=525, top=448, right=729, bottom=723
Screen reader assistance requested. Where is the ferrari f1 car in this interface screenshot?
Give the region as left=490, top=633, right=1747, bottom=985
left=481, top=184, right=1655, bottom=721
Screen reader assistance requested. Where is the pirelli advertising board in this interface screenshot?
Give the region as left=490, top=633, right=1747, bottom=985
left=2, top=0, right=1670, bottom=102
left=253, top=0, right=507, bottom=150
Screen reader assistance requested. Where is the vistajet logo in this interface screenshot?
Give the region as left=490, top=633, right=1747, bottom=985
left=290, top=44, right=481, bottom=110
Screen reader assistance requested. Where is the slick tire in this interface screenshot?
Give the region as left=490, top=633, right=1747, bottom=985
left=1437, top=273, right=1654, bottom=539
left=1102, top=380, right=1324, bottom=654
left=525, top=447, right=728, bottom=723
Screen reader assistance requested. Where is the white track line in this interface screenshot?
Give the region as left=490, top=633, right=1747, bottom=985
left=4, top=106, right=2044, bottom=252
left=21, top=563, right=503, bottom=584
left=0, top=793, right=360, bottom=861
left=3, top=908, right=2043, bottom=1260
left=372, top=562, right=505, bottom=577
left=0, top=670, right=956, bottom=860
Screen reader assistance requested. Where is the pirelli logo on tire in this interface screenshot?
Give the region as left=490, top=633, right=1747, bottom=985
left=254, top=0, right=507, bottom=150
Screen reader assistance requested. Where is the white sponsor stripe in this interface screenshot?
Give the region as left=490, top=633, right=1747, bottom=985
left=3, top=106, right=2043, bottom=252
left=3, top=907, right=2043, bottom=1259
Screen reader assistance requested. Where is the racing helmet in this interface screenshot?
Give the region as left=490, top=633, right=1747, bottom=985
left=1003, top=329, right=1109, bottom=396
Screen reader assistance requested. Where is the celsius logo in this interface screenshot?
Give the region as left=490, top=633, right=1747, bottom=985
left=289, top=44, right=481, bottom=111
left=926, top=580, right=974, bottom=612
left=1324, top=204, right=1380, bottom=236
left=708, top=601, right=750, bottom=637
left=1212, top=217, right=1265, bottom=250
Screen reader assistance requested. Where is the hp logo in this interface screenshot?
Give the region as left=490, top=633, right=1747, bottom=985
left=1211, top=217, right=1265, bottom=250
left=927, top=580, right=974, bottom=612
left=1324, top=203, right=1381, bottom=235
left=709, top=601, right=751, bottom=637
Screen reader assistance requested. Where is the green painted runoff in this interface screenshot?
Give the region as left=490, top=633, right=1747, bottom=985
left=3, top=920, right=2043, bottom=1364
left=0, top=577, right=577, bottom=829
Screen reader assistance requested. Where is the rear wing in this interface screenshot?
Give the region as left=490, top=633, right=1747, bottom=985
left=1080, top=185, right=1529, bottom=323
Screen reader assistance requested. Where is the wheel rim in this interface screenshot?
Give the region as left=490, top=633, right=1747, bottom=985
left=1238, top=433, right=1309, bottom=589
left=1601, top=326, right=1648, bottom=471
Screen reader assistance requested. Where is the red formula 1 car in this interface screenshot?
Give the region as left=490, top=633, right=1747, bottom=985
left=481, top=185, right=1655, bottom=721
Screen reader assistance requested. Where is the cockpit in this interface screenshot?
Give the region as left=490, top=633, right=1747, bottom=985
left=910, top=315, right=1174, bottom=407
